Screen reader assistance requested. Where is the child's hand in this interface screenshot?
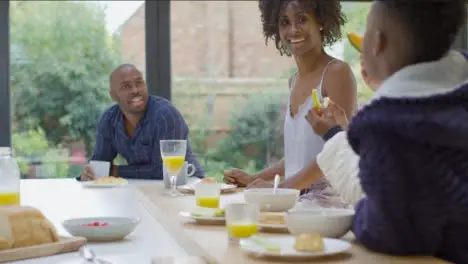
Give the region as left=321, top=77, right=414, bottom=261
left=327, top=100, right=349, bottom=129
left=305, top=107, right=337, bottom=137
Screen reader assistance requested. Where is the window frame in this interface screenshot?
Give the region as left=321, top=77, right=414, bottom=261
left=0, top=1, right=467, bottom=147
left=0, top=1, right=10, bottom=147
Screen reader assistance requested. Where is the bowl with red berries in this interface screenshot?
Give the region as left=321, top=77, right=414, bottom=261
left=62, top=216, right=140, bottom=242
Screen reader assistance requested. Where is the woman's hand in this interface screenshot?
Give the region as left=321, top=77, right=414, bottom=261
left=247, top=178, right=273, bottom=189
left=305, top=107, right=337, bottom=137
left=223, top=168, right=254, bottom=187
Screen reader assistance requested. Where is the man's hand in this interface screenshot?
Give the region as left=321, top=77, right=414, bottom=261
left=80, top=166, right=96, bottom=181
left=247, top=178, right=273, bottom=189
left=305, top=107, right=337, bottom=137
left=110, top=164, right=118, bottom=177
left=223, top=168, right=254, bottom=187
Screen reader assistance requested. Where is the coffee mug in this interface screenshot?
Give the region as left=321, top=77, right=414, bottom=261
left=163, top=162, right=196, bottom=188
left=89, top=160, right=110, bottom=179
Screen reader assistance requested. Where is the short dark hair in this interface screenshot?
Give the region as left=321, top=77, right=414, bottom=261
left=378, top=0, right=467, bottom=64
left=109, top=63, right=137, bottom=84
left=258, top=0, right=346, bottom=56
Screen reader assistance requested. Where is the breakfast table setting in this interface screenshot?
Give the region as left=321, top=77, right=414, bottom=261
left=0, top=141, right=452, bottom=263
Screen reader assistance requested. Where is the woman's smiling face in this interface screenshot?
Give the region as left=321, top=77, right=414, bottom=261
left=278, top=1, right=323, bottom=57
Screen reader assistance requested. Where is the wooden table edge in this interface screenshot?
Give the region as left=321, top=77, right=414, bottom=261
left=136, top=189, right=218, bottom=264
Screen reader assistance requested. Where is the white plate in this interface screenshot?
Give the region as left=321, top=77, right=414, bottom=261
left=178, top=183, right=237, bottom=193
left=179, top=211, right=225, bottom=223
left=56, top=254, right=152, bottom=264
left=240, top=236, right=351, bottom=259
left=62, top=217, right=140, bottom=242
left=82, top=180, right=128, bottom=188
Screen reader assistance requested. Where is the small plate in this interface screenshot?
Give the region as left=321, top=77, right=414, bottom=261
left=258, top=223, right=288, bottom=232
left=62, top=217, right=140, bottom=242
left=240, top=235, right=351, bottom=259
left=82, top=179, right=128, bottom=188
left=178, top=183, right=237, bottom=193
left=179, top=211, right=225, bottom=223
left=259, top=212, right=287, bottom=231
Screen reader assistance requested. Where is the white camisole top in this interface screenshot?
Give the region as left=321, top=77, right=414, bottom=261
left=283, top=60, right=348, bottom=208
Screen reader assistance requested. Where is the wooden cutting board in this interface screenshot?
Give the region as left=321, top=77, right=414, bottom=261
left=0, top=236, right=86, bottom=263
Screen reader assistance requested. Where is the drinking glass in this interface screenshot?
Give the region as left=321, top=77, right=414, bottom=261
left=160, top=140, right=187, bottom=197
left=195, top=183, right=221, bottom=208
left=225, top=203, right=260, bottom=245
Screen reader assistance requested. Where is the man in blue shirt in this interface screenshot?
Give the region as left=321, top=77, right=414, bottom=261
left=79, top=64, right=204, bottom=180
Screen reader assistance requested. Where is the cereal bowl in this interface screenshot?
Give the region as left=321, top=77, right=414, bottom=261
left=62, top=216, right=140, bottom=242
left=285, top=208, right=354, bottom=238
left=244, top=188, right=300, bottom=212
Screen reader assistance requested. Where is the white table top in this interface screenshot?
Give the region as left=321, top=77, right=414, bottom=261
left=12, top=179, right=188, bottom=263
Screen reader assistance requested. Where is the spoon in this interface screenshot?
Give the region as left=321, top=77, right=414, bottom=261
left=80, top=246, right=96, bottom=263
left=273, top=174, right=280, bottom=194
left=79, top=246, right=112, bottom=264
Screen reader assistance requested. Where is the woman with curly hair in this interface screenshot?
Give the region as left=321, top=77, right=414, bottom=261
left=224, top=0, right=357, bottom=208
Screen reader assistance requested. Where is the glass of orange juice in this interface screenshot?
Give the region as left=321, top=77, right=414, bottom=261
left=225, top=203, right=260, bottom=245
left=160, top=140, right=187, bottom=197
left=195, top=182, right=221, bottom=208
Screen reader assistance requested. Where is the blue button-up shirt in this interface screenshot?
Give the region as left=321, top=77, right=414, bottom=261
left=90, top=96, right=204, bottom=179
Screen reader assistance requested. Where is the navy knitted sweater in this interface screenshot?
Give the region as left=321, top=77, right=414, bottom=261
left=347, top=51, right=468, bottom=264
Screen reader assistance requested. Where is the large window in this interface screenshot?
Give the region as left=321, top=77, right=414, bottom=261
left=9, top=1, right=145, bottom=178
left=0, top=1, right=466, bottom=179
left=169, top=1, right=372, bottom=181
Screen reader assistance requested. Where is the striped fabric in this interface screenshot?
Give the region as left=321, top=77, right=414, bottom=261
left=90, top=96, right=204, bottom=179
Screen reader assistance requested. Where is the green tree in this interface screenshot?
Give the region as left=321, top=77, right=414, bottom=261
left=10, top=1, right=120, bottom=153
left=209, top=93, right=285, bottom=171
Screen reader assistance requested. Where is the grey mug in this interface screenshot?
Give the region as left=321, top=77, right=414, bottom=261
left=163, top=162, right=196, bottom=188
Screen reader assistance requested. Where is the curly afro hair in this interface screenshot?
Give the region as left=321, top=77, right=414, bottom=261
left=377, top=0, right=467, bottom=64
left=258, top=0, right=346, bottom=56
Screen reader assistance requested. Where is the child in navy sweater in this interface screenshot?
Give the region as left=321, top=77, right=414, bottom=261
left=347, top=1, right=468, bottom=263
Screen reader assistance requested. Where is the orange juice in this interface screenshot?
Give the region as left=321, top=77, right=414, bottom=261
left=0, top=192, right=20, bottom=206
left=196, top=197, right=220, bottom=208
left=227, top=223, right=258, bottom=238
left=162, top=156, right=185, bottom=174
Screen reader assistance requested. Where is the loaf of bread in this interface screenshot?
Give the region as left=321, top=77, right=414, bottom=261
left=199, top=177, right=216, bottom=184
left=0, top=206, right=59, bottom=250
left=293, top=233, right=324, bottom=252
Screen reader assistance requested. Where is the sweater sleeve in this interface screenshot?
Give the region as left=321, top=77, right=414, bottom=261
left=316, top=131, right=363, bottom=206
left=352, top=132, right=444, bottom=255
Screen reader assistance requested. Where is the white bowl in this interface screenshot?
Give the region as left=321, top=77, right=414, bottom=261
left=62, top=217, right=140, bottom=242
left=285, top=208, right=354, bottom=238
left=244, top=188, right=300, bottom=212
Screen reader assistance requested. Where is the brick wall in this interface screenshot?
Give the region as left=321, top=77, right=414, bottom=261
left=119, top=1, right=296, bottom=78
left=118, top=4, right=146, bottom=75
left=172, top=78, right=288, bottom=130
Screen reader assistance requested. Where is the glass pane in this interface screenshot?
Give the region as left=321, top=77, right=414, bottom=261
left=170, top=1, right=371, bottom=180
left=10, top=1, right=145, bottom=178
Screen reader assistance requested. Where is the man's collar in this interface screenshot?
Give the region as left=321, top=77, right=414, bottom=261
left=139, top=96, right=152, bottom=125
left=114, top=96, right=152, bottom=128
left=371, top=50, right=468, bottom=101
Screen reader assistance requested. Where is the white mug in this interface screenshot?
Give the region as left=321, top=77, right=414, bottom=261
left=163, top=162, right=196, bottom=188
left=88, top=160, right=110, bottom=179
